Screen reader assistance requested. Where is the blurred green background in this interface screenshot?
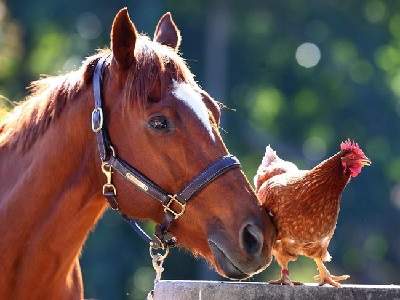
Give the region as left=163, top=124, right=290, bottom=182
left=1, top=0, right=400, bottom=299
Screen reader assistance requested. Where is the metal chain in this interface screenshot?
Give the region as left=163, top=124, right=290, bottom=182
left=147, top=244, right=170, bottom=300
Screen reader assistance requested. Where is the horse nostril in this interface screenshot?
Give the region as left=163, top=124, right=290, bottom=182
left=240, top=223, right=264, bottom=256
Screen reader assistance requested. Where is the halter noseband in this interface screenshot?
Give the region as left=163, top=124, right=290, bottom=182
left=91, top=56, right=241, bottom=249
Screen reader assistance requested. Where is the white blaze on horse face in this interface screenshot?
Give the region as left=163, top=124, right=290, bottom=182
left=172, top=80, right=215, bottom=141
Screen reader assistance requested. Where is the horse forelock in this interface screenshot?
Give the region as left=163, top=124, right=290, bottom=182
left=123, top=35, right=197, bottom=112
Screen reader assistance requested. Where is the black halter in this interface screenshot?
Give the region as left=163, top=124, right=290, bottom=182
left=91, top=56, right=241, bottom=249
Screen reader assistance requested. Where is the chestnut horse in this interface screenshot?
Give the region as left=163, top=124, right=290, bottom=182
left=0, top=8, right=275, bottom=299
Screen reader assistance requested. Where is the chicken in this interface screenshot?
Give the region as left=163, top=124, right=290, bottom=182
left=254, top=139, right=371, bottom=287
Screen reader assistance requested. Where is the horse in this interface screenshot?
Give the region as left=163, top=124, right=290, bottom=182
left=0, top=8, right=276, bottom=299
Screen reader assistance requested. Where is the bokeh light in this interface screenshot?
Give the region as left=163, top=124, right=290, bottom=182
left=249, top=87, right=283, bottom=131
left=364, top=0, right=387, bottom=23
left=364, top=234, right=389, bottom=261
left=302, top=136, right=327, bottom=161
left=349, top=60, right=373, bottom=84
left=293, top=89, right=319, bottom=117
left=76, top=12, right=102, bottom=40
left=390, top=183, right=400, bottom=210
left=295, top=42, right=321, bottom=68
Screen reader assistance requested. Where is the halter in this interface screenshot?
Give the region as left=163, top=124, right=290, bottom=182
left=91, top=56, right=241, bottom=250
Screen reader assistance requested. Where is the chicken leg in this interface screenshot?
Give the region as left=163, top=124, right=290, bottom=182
left=268, top=255, right=302, bottom=286
left=313, top=258, right=350, bottom=287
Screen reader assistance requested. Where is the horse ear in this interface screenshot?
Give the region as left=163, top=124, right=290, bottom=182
left=153, top=12, right=181, bottom=51
left=111, top=8, right=137, bottom=69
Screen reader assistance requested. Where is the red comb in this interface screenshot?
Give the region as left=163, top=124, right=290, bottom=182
left=340, top=139, right=365, bottom=157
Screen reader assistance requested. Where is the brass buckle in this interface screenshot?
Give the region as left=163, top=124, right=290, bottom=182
left=91, top=107, right=103, bottom=132
left=163, top=194, right=186, bottom=219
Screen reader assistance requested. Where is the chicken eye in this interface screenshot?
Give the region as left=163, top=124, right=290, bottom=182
left=148, top=115, right=171, bottom=132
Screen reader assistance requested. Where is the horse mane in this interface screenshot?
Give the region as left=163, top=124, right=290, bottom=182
left=0, top=35, right=196, bottom=153
left=0, top=53, right=100, bottom=152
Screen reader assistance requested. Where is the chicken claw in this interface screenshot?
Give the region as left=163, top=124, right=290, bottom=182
left=314, top=258, right=349, bottom=287
left=268, top=269, right=303, bottom=286
left=314, top=274, right=350, bottom=287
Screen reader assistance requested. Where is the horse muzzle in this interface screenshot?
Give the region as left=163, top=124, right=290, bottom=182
left=208, top=220, right=273, bottom=279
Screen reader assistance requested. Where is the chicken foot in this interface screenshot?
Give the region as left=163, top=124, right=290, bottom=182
left=269, top=268, right=303, bottom=286
left=314, top=258, right=349, bottom=287
left=268, top=256, right=303, bottom=287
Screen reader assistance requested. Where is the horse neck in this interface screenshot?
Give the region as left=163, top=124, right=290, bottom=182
left=0, top=84, right=107, bottom=297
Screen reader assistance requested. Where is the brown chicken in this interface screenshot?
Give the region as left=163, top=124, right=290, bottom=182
left=254, top=140, right=371, bottom=287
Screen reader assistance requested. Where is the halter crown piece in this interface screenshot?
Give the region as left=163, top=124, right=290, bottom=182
left=91, top=56, right=241, bottom=296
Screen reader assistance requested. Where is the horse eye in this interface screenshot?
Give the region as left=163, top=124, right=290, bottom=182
left=148, top=115, right=170, bottom=132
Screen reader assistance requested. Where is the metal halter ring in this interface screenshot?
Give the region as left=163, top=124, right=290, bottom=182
left=91, top=107, right=103, bottom=132
left=163, top=194, right=186, bottom=219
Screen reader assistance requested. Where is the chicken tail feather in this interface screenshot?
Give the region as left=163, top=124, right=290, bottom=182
left=323, top=251, right=332, bottom=262
left=258, top=145, right=280, bottom=173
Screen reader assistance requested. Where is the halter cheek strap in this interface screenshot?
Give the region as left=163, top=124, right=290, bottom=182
left=92, top=56, right=241, bottom=249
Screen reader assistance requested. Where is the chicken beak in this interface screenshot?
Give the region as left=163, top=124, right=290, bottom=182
left=360, top=158, right=371, bottom=166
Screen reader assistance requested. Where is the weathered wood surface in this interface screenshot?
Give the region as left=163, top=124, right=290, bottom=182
left=154, top=280, right=400, bottom=300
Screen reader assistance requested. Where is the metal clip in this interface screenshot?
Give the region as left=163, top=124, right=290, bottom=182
left=163, top=194, right=186, bottom=219
left=101, top=162, right=116, bottom=196
left=149, top=245, right=169, bottom=281
left=147, top=244, right=170, bottom=300
left=102, top=184, right=117, bottom=196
